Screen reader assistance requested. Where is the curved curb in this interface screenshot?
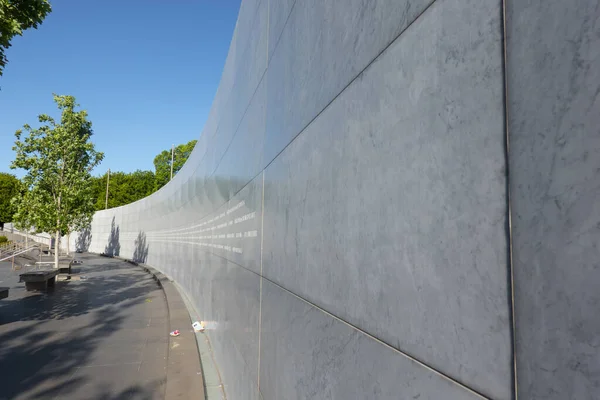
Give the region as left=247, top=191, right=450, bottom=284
left=140, top=265, right=206, bottom=400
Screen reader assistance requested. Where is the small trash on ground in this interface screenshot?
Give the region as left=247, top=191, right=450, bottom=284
left=80, top=276, right=87, bottom=280
left=192, top=321, right=205, bottom=332
left=145, top=298, right=152, bottom=303
left=170, top=330, right=180, bottom=337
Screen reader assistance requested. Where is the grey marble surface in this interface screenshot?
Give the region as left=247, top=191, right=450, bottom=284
left=263, top=0, right=434, bottom=166
left=267, top=0, right=296, bottom=59
left=62, top=0, right=600, bottom=398
left=259, top=280, right=482, bottom=400
left=215, top=79, right=266, bottom=194
left=507, top=0, right=600, bottom=399
left=196, top=254, right=261, bottom=400
left=207, top=174, right=263, bottom=274
left=263, top=0, right=510, bottom=397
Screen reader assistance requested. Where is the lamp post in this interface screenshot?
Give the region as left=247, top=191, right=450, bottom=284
left=170, top=144, right=174, bottom=181
left=105, top=168, right=110, bottom=209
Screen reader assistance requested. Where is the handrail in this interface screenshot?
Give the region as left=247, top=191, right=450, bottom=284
left=0, top=244, right=41, bottom=263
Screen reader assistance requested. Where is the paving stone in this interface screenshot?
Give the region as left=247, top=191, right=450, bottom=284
left=0, top=256, right=169, bottom=400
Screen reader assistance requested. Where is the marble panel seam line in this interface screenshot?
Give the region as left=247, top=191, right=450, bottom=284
left=173, top=281, right=227, bottom=398
left=251, top=0, right=265, bottom=26
left=257, top=171, right=265, bottom=392
left=210, top=68, right=267, bottom=177
left=152, top=1, right=265, bottom=203
left=203, top=245, right=491, bottom=399
left=262, top=0, right=438, bottom=171
left=262, top=277, right=491, bottom=399
left=265, top=0, right=298, bottom=66
left=266, top=0, right=269, bottom=66
left=208, top=0, right=267, bottom=178
left=137, top=241, right=491, bottom=399
left=500, top=0, right=518, bottom=398
left=145, top=170, right=263, bottom=235
left=143, top=239, right=489, bottom=396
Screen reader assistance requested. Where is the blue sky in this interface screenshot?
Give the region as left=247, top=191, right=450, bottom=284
left=0, top=0, right=241, bottom=178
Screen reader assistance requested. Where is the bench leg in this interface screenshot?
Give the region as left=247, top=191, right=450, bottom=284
left=47, top=276, right=56, bottom=287
left=25, top=281, right=48, bottom=291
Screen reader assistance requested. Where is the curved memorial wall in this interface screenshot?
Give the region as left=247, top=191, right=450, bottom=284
left=72, top=0, right=600, bottom=399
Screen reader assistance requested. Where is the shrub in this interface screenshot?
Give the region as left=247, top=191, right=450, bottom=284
left=0, top=236, right=8, bottom=244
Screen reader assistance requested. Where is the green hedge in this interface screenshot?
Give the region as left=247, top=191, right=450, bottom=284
left=0, top=236, right=8, bottom=244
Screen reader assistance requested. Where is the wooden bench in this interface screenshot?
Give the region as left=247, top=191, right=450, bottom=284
left=0, top=287, right=8, bottom=299
left=19, top=269, right=60, bottom=291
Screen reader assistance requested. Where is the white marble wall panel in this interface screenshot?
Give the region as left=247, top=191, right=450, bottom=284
left=208, top=175, right=263, bottom=274
left=506, top=0, right=600, bottom=399
left=215, top=78, right=266, bottom=193
left=259, top=280, right=482, bottom=400
left=199, top=254, right=261, bottom=400
left=67, top=0, right=600, bottom=398
left=263, top=0, right=510, bottom=397
left=263, top=0, right=434, bottom=165
left=266, top=0, right=295, bottom=59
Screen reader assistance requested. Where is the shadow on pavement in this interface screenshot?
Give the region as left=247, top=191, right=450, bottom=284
left=0, top=269, right=156, bottom=323
left=0, top=257, right=166, bottom=400
left=80, top=378, right=165, bottom=400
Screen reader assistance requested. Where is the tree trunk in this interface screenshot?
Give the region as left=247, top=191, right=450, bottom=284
left=66, top=233, right=70, bottom=255
left=54, top=230, right=60, bottom=269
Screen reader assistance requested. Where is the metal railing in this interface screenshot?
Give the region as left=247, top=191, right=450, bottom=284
left=0, top=243, right=41, bottom=263
left=2, top=223, right=53, bottom=248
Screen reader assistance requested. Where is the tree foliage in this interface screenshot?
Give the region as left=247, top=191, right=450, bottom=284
left=90, top=169, right=155, bottom=210
left=153, top=139, right=196, bottom=191
left=0, top=0, right=52, bottom=76
left=78, top=140, right=196, bottom=212
left=0, top=172, right=21, bottom=229
left=11, top=94, right=103, bottom=264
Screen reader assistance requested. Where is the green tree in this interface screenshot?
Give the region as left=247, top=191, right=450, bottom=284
left=89, top=174, right=106, bottom=210
left=127, top=169, right=155, bottom=201
left=91, top=169, right=155, bottom=210
left=153, top=139, right=196, bottom=191
left=0, top=172, right=21, bottom=230
left=0, top=0, right=52, bottom=77
left=11, top=94, right=104, bottom=267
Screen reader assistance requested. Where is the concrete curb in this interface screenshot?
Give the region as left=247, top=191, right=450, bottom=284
left=140, top=265, right=206, bottom=400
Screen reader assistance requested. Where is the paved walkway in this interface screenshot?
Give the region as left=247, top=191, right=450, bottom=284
left=0, top=253, right=168, bottom=400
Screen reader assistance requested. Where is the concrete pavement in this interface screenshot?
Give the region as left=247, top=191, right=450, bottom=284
left=0, top=254, right=169, bottom=400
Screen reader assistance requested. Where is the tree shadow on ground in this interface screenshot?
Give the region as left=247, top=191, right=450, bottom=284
left=132, top=231, right=149, bottom=264
left=7, top=250, right=42, bottom=272
left=0, top=257, right=166, bottom=399
left=104, top=217, right=120, bottom=257
left=79, top=378, right=165, bottom=400
left=0, top=263, right=159, bottom=323
left=75, top=225, right=93, bottom=253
